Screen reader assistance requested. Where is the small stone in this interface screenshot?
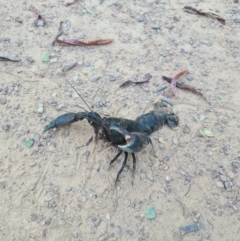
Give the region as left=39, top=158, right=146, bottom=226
left=179, top=223, right=199, bottom=235
left=91, top=75, right=101, bottom=82
left=158, top=138, right=164, bottom=144
left=165, top=23, right=174, bottom=29
left=185, top=175, right=191, bottom=182
left=106, top=214, right=110, bottom=220
left=232, top=162, right=239, bottom=169
left=2, top=87, right=8, bottom=95
left=30, top=162, right=37, bottom=167
left=50, top=58, right=58, bottom=63
left=2, top=124, right=10, bottom=131
left=186, top=74, right=193, bottom=81
left=201, top=71, right=208, bottom=76
left=57, top=103, right=66, bottom=110
left=64, top=0, right=75, bottom=6
left=37, top=103, right=44, bottom=114
left=165, top=175, right=171, bottom=183
left=109, top=75, right=116, bottom=81
left=62, top=61, right=77, bottom=72
left=26, top=57, right=34, bottom=63
left=139, top=35, right=147, bottom=41
left=219, top=175, right=227, bottom=182
left=172, top=138, right=178, bottom=145
left=224, top=181, right=231, bottom=191
left=145, top=207, right=156, bottom=219
left=114, top=226, right=122, bottom=235
left=216, top=181, right=224, bottom=188
left=137, top=15, right=145, bottom=22
left=99, top=234, right=109, bottom=241
left=83, top=150, right=90, bottom=157
left=13, top=103, right=19, bottom=109
left=0, top=98, right=7, bottom=105
left=234, top=17, right=240, bottom=23
left=29, top=183, right=36, bottom=191
left=211, top=170, right=219, bottom=179
left=232, top=205, right=238, bottom=211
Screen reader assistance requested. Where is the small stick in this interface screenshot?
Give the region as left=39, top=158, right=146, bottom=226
left=79, top=2, right=96, bottom=16
left=184, top=183, right=191, bottom=196
left=160, top=96, right=173, bottom=106
left=153, top=85, right=167, bottom=93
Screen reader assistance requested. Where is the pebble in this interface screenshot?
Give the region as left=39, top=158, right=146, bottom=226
left=29, top=183, right=36, bottom=191
left=139, top=35, right=147, bottom=41
left=216, top=181, right=224, bottom=188
left=186, top=74, right=193, bottom=81
left=64, top=0, right=75, bottom=6
left=114, top=226, right=122, bottom=235
left=165, top=23, right=174, bottom=29
left=211, top=170, right=219, bottom=179
left=83, top=150, right=90, bottom=157
left=165, top=175, right=171, bottom=183
left=185, top=175, right=192, bottom=182
left=234, top=17, right=240, bottom=23
left=106, top=214, right=110, bottom=220
left=0, top=98, right=7, bottom=105
left=37, top=103, right=44, bottom=114
left=219, top=175, right=227, bottom=182
left=109, top=75, right=116, bottom=81
left=137, top=15, right=145, bottom=22
left=26, top=57, right=34, bottom=63
left=91, top=75, right=101, bottom=82
left=30, top=162, right=37, bottom=167
left=57, top=103, right=66, bottom=110
left=99, top=234, right=109, bottom=241
left=2, top=124, right=10, bottom=131
left=232, top=162, right=239, bottom=169
left=201, top=71, right=208, bottom=76
left=50, top=58, right=58, bottom=63
left=62, top=61, right=77, bottom=72
left=179, top=223, right=199, bottom=235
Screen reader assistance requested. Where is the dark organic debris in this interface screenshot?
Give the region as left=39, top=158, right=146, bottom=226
left=29, top=5, right=46, bottom=27
left=184, top=6, right=226, bottom=25
left=119, top=73, right=152, bottom=88
left=53, top=21, right=113, bottom=46
left=162, top=73, right=202, bottom=96
left=0, top=55, right=21, bottom=62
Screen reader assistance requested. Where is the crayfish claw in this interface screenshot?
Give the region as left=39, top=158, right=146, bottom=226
left=110, top=127, right=151, bottom=153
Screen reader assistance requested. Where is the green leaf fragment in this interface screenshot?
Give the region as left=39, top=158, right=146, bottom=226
left=42, top=55, right=50, bottom=62
left=199, top=129, right=213, bottom=137
left=145, top=207, right=156, bottom=219
left=90, top=65, right=95, bottom=71
left=25, top=139, right=34, bottom=148
left=199, top=130, right=205, bottom=137
left=204, top=129, right=213, bottom=137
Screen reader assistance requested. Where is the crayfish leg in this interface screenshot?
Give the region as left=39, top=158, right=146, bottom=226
left=131, top=153, right=136, bottom=186
left=114, top=152, right=128, bottom=187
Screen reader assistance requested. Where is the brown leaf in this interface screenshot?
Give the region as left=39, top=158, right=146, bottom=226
left=53, top=22, right=113, bottom=46
left=184, top=6, right=226, bottom=25
left=119, top=73, right=152, bottom=88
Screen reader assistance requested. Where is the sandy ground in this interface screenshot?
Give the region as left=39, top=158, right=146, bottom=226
left=1, top=0, right=240, bottom=240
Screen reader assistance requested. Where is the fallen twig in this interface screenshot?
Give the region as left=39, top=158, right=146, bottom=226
left=53, top=21, right=113, bottom=46
left=162, top=74, right=202, bottom=96
left=184, top=183, right=191, bottom=196
left=79, top=1, right=96, bottom=16
left=184, top=6, right=226, bottom=25
left=119, top=73, right=152, bottom=88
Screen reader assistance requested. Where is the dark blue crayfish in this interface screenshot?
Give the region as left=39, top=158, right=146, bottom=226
left=43, top=87, right=179, bottom=186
